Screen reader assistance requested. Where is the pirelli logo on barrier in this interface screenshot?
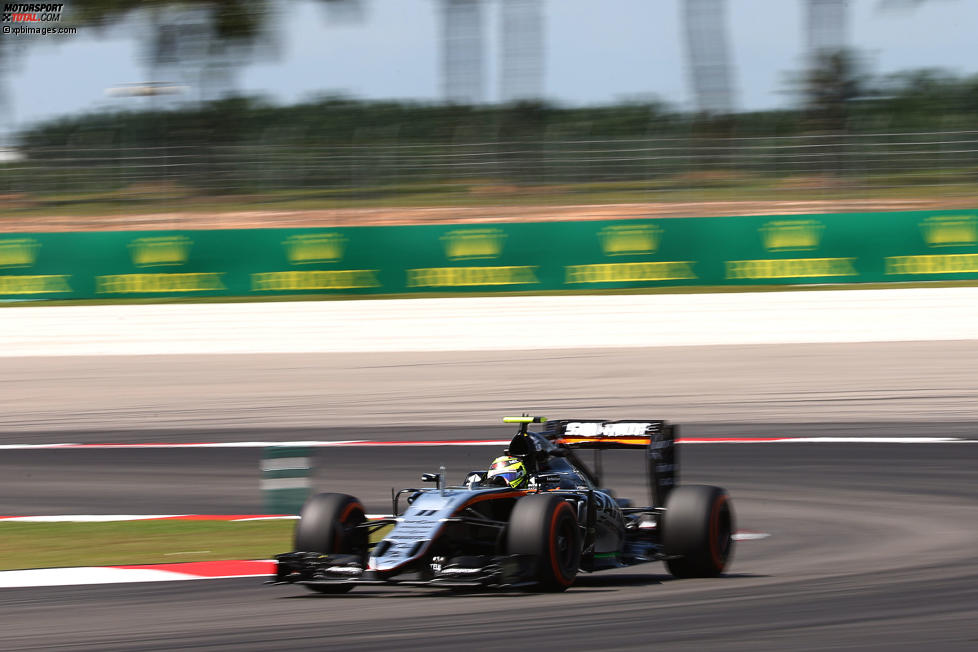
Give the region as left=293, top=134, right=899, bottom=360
left=98, top=235, right=226, bottom=294
left=760, top=220, right=823, bottom=252
left=566, top=262, right=696, bottom=283
left=128, top=236, right=192, bottom=267
left=0, top=238, right=41, bottom=269
left=249, top=231, right=380, bottom=292
left=283, top=233, right=346, bottom=264
left=441, top=229, right=506, bottom=261
left=0, top=274, right=72, bottom=294
left=407, top=266, right=539, bottom=287
left=97, top=273, right=226, bottom=294
left=726, top=219, right=858, bottom=280
left=566, top=223, right=697, bottom=284
left=885, top=214, right=978, bottom=276
left=885, top=254, right=978, bottom=275
left=919, top=215, right=977, bottom=248
left=252, top=270, right=380, bottom=291
left=727, top=257, right=858, bottom=279
left=598, top=225, right=662, bottom=256
left=0, top=237, right=73, bottom=295
left=407, top=228, right=540, bottom=288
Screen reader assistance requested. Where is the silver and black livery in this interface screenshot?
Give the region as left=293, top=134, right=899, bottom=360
left=270, top=416, right=734, bottom=593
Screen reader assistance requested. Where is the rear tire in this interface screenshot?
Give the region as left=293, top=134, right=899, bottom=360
left=663, top=485, right=734, bottom=578
left=507, top=494, right=580, bottom=591
left=294, top=492, right=366, bottom=594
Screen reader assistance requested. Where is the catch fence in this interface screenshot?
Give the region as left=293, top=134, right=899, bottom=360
left=3, top=130, right=978, bottom=205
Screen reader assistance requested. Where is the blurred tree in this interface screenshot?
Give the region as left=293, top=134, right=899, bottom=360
left=798, top=49, right=866, bottom=133
left=71, top=0, right=267, bottom=45
left=19, top=70, right=978, bottom=154
left=0, top=40, right=23, bottom=146
left=71, top=0, right=276, bottom=101
left=875, top=69, right=978, bottom=127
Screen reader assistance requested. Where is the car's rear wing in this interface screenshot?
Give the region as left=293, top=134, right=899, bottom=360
left=541, top=419, right=678, bottom=508
left=543, top=419, right=665, bottom=448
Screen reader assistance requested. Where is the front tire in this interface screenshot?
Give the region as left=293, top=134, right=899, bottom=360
left=508, top=494, right=580, bottom=591
left=662, top=485, right=734, bottom=578
left=294, top=492, right=367, bottom=594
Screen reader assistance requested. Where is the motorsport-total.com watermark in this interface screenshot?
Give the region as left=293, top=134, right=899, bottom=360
left=2, top=3, right=77, bottom=36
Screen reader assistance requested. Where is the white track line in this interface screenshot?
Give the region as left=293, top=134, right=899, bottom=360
left=0, top=437, right=970, bottom=450
left=0, top=567, right=206, bottom=588
left=0, top=515, right=187, bottom=522
left=0, top=515, right=382, bottom=522
left=0, top=560, right=275, bottom=589
left=732, top=532, right=771, bottom=541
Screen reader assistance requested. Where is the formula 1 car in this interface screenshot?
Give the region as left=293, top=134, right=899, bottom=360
left=270, top=416, right=734, bottom=593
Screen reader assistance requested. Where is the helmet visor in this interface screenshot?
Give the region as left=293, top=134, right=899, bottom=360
left=490, top=470, right=524, bottom=488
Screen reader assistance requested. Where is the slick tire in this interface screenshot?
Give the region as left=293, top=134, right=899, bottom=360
left=508, top=494, right=580, bottom=592
left=294, top=492, right=367, bottom=594
left=662, top=485, right=734, bottom=579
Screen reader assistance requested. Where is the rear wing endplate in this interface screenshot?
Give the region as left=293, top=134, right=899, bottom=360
left=543, top=419, right=678, bottom=508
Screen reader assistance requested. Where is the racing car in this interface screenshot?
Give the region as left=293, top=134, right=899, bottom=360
left=270, top=416, right=734, bottom=592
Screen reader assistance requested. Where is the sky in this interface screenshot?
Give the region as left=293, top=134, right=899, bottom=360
left=3, top=0, right=977, bottom=131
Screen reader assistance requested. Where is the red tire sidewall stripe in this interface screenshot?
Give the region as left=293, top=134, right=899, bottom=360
left=549, top=501, right=574, bottom=586
left=334, top=501, right=365, bottom=550
left=709, top=494, right=727, bottom=570
left=340, top=501, right=364, bottom=523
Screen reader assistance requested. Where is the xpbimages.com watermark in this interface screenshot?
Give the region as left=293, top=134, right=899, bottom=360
left=2, top=3, right=77, bottom=36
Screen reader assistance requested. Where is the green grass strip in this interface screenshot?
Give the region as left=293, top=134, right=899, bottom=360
left=0, top=521, right=394, bottom=571
left=0, top=521, right=291, bottom=571
left=0, top=521, right=290, bottom=570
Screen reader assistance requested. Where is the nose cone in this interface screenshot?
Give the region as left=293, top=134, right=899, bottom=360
left=369, top=490, right=458, bottom=572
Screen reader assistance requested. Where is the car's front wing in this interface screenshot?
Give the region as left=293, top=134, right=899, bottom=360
left=268, top=551, right=542, bottom=590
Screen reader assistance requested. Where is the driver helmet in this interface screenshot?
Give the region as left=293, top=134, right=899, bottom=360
left=486, top=455, right=528, bottom=489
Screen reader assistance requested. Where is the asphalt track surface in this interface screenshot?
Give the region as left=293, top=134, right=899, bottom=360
left=1, top=344, right=977, bottom=650
left=1, top=435, right=976, bottom=650
left=0, top=425, right=975, bottom=515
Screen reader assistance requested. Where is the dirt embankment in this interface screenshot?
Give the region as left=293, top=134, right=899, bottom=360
left=2, top=197, right=976, bottom=233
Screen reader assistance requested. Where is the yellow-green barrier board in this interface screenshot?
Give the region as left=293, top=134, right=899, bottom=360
left=2, top=210, right=977, bottom=299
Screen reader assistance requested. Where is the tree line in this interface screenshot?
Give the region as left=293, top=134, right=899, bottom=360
left=19, top=61, right=978, bottom=155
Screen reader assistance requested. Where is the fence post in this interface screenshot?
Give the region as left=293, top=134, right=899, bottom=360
left=261, top=446, right=312, bottom=515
